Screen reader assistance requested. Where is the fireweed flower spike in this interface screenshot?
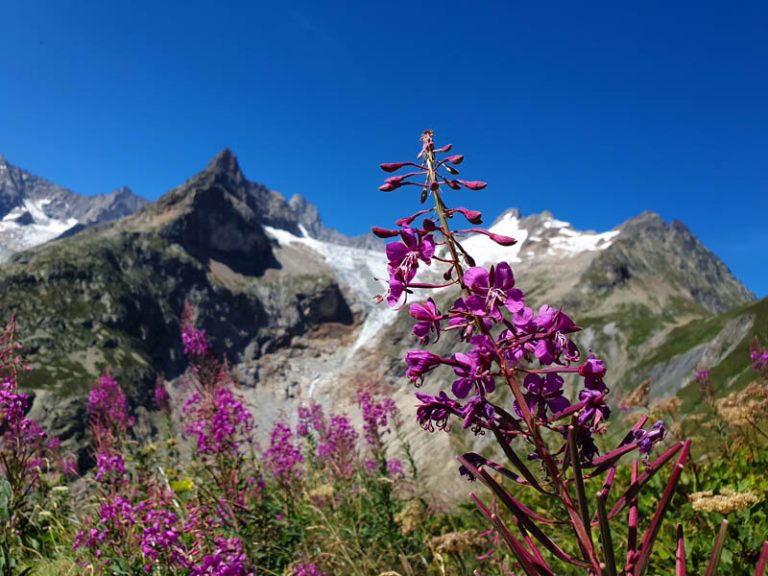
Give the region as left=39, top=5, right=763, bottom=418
left=373, top=131, right=765, bottom=574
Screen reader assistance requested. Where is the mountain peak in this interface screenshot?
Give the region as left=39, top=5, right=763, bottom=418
left=205, top=148, right=241, bottom=176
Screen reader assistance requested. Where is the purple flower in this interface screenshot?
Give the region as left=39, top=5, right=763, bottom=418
left=515, top=373, right=570, bottom=418
left=184, top=387, right=253, bottom=455
left=578, top=388, right=611, bottom=429
left=357, top=390, right=399, bottom=448
left=405, top=350, right=444, bottom=384
left=296, top=402, right=326, bottom=437
left=384, top=225, right=435, bottom=307
left=263, top=422, right=303, bottom=484
left=88, top=373, right=134, bottom=433
left=294, top=564, right=327, bottom=576
left=387, top=458, right=405, bottom=477
left=316, top=414, right=358, bottom=477
left=450, top=335, right=498, bottom=398
left=154, top=380, right=171, bottom=414
left=190, top=537, right=252, bottom=576
left=459, top=394, right=496, bottom=431
left=463, top=262, right=524, bottom=320
left=634, top=420, right=666, bottom=454
left=410, top=298, right=441, bottom=343
left=182, top=325, right=210, bottom=358
left=447, top=296, right=492, bottom=340
left=415, top=391, right=461, bottom=432
left=579, top=353, right=608, bottom=391
left=95, top=452, right=126, bottom=482
left=693, top=368, right=710, bottom=383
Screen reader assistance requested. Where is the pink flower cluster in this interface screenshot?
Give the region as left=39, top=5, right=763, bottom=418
left=264, top=422, right=304, bottom=484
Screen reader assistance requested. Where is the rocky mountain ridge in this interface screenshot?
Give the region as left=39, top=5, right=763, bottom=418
left=0, top=154, right=148, bottom=257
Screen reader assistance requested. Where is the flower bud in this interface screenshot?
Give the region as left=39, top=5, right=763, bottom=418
left=380, top=162, right=410, bottom=172
left=446, top=154, right=464, bottom=165
left=458, top=180, right=488, bottom=191
left=435, top=144, right=453, bottom=153
left=453, top=207, right=483, bottom=224
left=462, top=228, right=517, bottom=246
left=379, top=182, right=401, bottom=192
left=371, top=226, right=400, bottom=238
left=487, top=233, right=516, bottom=246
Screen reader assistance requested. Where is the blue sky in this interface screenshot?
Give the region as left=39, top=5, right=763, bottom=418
left=1, top=1, right=766, bottom=297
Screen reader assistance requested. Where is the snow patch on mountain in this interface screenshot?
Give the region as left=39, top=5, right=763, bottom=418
left=459, top=210, right=620, bottom=266
left=0, top=199, right=78, bottom=253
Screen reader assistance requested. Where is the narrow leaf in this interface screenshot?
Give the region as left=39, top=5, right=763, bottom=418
left=676, top=524, right=686, bottom=576
left=596, top=492, right=618, bottom=576
left=607, top=441, right=684, bottom=520
left=470, top=494, right=543, bottom=576
left=492, top=428, right=552, bottom=495
left=634, top=440, right=692, bottom=576
left=703, top=520, right=729, bottom=576
left=567, top=421, right=592, bottom=546
left=459, top=456, right=590, bottom=567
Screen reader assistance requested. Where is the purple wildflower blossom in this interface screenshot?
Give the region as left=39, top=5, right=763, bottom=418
left=634, top=420, right=667, bottom=455
left=405, top=350, right=444, bottom=384
left=463, top=262, right=524, bottom=320
left=515, top=373, right=570, bottom=418
left=264, top=422, right=303, bottom=484
left=410, top=298, right=441, bottom=343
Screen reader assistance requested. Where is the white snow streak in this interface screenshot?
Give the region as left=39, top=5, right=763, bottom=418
left=0, top=199, right=78, bottom=251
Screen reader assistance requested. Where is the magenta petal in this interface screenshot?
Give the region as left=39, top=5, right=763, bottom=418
left=464, top=295, right=487, bottom=315
left=400, top=225, right=418, bottom=249
left=548, top=396, right=571, bottom=414
left=445, top=154, right=464, bottom=165
left=413, top=322, right=430, bottom=339
left=420, top=235, right=436, bottom=261
left=452, top=378, right=473, bottom=399
left=493, top=262, right=515, bottom=290
left=513, top=307, right=535, bottom=328
left=464, top=266, right=490, bottom=295
left=386, top=242, right=409, bottom=264
left=504, top=288, right=525, bottom=313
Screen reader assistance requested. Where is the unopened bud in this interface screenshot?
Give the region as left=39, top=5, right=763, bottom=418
left=458, top=180, right=488, bottom=191
left=371, top=227, right=400, bottom=238
left=379, top=182, right=401, bottom=192
left=380, top=162, right=410, bottom=172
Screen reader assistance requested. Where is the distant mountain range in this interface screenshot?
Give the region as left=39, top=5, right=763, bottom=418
left=0, top=150, right=762, bottom=494
left=0, top=154, right=148, bottom=260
